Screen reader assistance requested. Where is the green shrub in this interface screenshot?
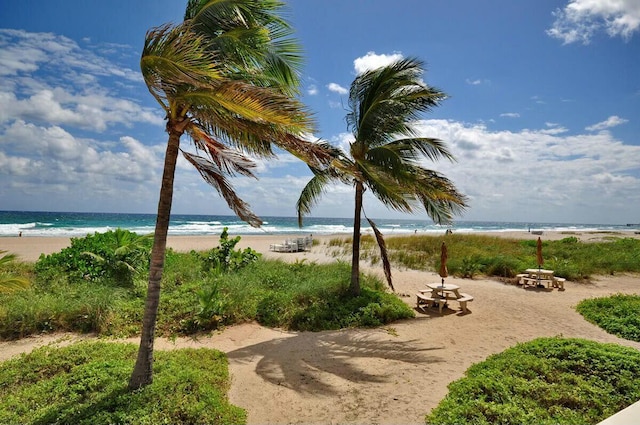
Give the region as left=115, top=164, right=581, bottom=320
left=576, top=294, right=640, bottom=342
left=199, top=227, right=260, bottom=273
left=34, top=229, right=151, bottom=286
left=426, top=337, right=640, bottom=425
left=0, top=341, right=245, bottom=424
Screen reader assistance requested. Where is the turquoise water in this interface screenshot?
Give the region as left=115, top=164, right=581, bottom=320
left=0, top=210, right=630, bottom=238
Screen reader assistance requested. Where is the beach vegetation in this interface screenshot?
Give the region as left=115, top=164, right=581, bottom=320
left=426, top=337, right=640, bottom=425
left=131, top=0, right=333, bottom=388
left=329, top=234, right=640, bottom=281
left=198, top=227, right=260, bottom=273
left=34, top=229, right=151, bottom=287
left=0, top=250, right=31, bottom=293
left=0, top=341, right=245, bottom=425
left=0, top=253, right=413, bottom=340
left=296, top=58, right=467, bottom=296
left=576, top=294, right=640, bottom=342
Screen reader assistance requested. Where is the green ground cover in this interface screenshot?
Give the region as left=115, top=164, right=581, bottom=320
left=426, top=337, right=640, bottom=425
left=0, top=341, right=245, bottom=425
left=577, top=294, right=640, bottom=342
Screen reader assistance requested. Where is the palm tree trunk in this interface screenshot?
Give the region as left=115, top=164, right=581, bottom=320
left=128, top=129, right=181, bottom=390
left=350, top=181, right=364, bottom=296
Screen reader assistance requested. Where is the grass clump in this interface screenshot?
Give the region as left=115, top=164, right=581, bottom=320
left=189, top=259, right=414, bottom=332
left=576, top=294, right=640, bottom=342
left=0, top=237, right=413, bottom=339
left=426, top=337, right=640, bottom=425
left=0, top=341, right=245, bottom=425
left=354, top=234, right=640, bottom=280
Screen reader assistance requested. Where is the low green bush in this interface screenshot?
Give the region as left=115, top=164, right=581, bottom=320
left=576, top=294, right=640, bottom=342
left=0, top=341, right=245, bottom=424
left=34, top=229, right=151, bottom=286
left=426, top=337, right=640, bottom=425
left=198, top=227, right=260, bottom=273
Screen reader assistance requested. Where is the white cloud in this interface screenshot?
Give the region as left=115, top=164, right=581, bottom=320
left=326, top=83, right=348, bottom=95
left=500, top=112, right=520, bottom=118
left=353, top=51, right=404, bottom=74
left=0, top=29, right=161, bottom=132
left=307, top=84, right=318, bottom=95
left=585, top=115, right=628, bottom=131
left=0, top=119, right=162, bottom=206
left=408, top=119, right=640, bottom=223
left=548, top=0, right=640, bottom=44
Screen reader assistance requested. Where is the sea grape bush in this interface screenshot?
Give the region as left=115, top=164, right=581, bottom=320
left=199, top=227, right=260, bottom=273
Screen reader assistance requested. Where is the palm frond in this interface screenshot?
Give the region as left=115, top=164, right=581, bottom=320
left=186, top=0, right=302, bottom=93
left=348, top=57, right=446, bottom=149
left=0, top=276, right=30, bottom=293
left=385, top=137, right=455, bottom=162
left=0, top=250, right=18, bottom=267
left=412, top=171, right=469, bottom=224
left=182, top=151, right=262, bottom=227
left=296, top=172, right=332, bottom=226
left=181, top=80, right=312, bottom=129
left=187, top=125, right=258, bottom=177
left=357, top=160, right=414, bottom=213
left=140, top=22, right=221, bottom=110
left=366, top=217, right=394, bottom=292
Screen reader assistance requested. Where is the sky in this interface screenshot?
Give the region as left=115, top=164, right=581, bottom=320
left=0, top=0, right=639, bottom=225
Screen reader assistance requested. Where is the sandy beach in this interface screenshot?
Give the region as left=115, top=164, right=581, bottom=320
left=1, top=231, right=640, bottom=424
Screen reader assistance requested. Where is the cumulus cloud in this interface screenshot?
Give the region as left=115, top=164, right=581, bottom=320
left=500, top=112, right=520, bottom=118
left=353, top=51, right=404, bottom=74
left=409, top=119, right=640, bottom=222
left=0, top=29, right=159, bottom=132
left=585, top=115, right=629, bottom=131
left=326, top=83, right=348, bottom=95
left=548, top=0, right=640, bottom=44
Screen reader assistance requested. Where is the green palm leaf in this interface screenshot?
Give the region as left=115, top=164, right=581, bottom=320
left=0, top=250, right=30, bottom=293
left=297, top=57, right=467, bottom=295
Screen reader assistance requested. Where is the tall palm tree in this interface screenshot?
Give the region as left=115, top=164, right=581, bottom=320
left=297, top=58, right=468, bottom=296
left=129, top=0, right=329, bottom=389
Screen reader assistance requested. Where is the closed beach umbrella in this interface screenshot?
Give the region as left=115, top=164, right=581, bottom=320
left=439, top=241, right=448, bottom=285
left=536, top=237, right=544, bottom=268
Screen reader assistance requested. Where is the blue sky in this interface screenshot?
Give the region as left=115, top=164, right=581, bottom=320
left=1, top=0, right=639, bottom=225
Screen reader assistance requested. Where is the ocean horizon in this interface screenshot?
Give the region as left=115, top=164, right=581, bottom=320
left=0, top=210, right=634, bottom=238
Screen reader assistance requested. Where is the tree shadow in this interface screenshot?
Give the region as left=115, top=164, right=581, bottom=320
left=227, top=329, right=445, bottom=395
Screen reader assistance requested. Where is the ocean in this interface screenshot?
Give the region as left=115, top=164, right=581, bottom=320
left=0, top=210, right=631, bottom=238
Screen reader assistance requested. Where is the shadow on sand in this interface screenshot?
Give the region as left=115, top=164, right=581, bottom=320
left=226, top=329, right=445, bottom=395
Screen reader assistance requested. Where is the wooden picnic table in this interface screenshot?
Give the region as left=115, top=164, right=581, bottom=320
left=517, top=269, right=565, bottom=289
left=416, top=283, right=474, bottom=314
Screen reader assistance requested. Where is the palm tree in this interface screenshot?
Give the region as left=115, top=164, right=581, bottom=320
left=297, top=58, right=468, bottom=296
left=129, top=0, right=329, bottom=389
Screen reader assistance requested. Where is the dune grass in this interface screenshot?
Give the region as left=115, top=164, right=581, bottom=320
left=426, top=337, right=640, bottom=425
left=0, top=252, right=413, bottom=340
left=327, top=234, right=640, bottom=281
left=0, top=341, right=245, bottom=425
